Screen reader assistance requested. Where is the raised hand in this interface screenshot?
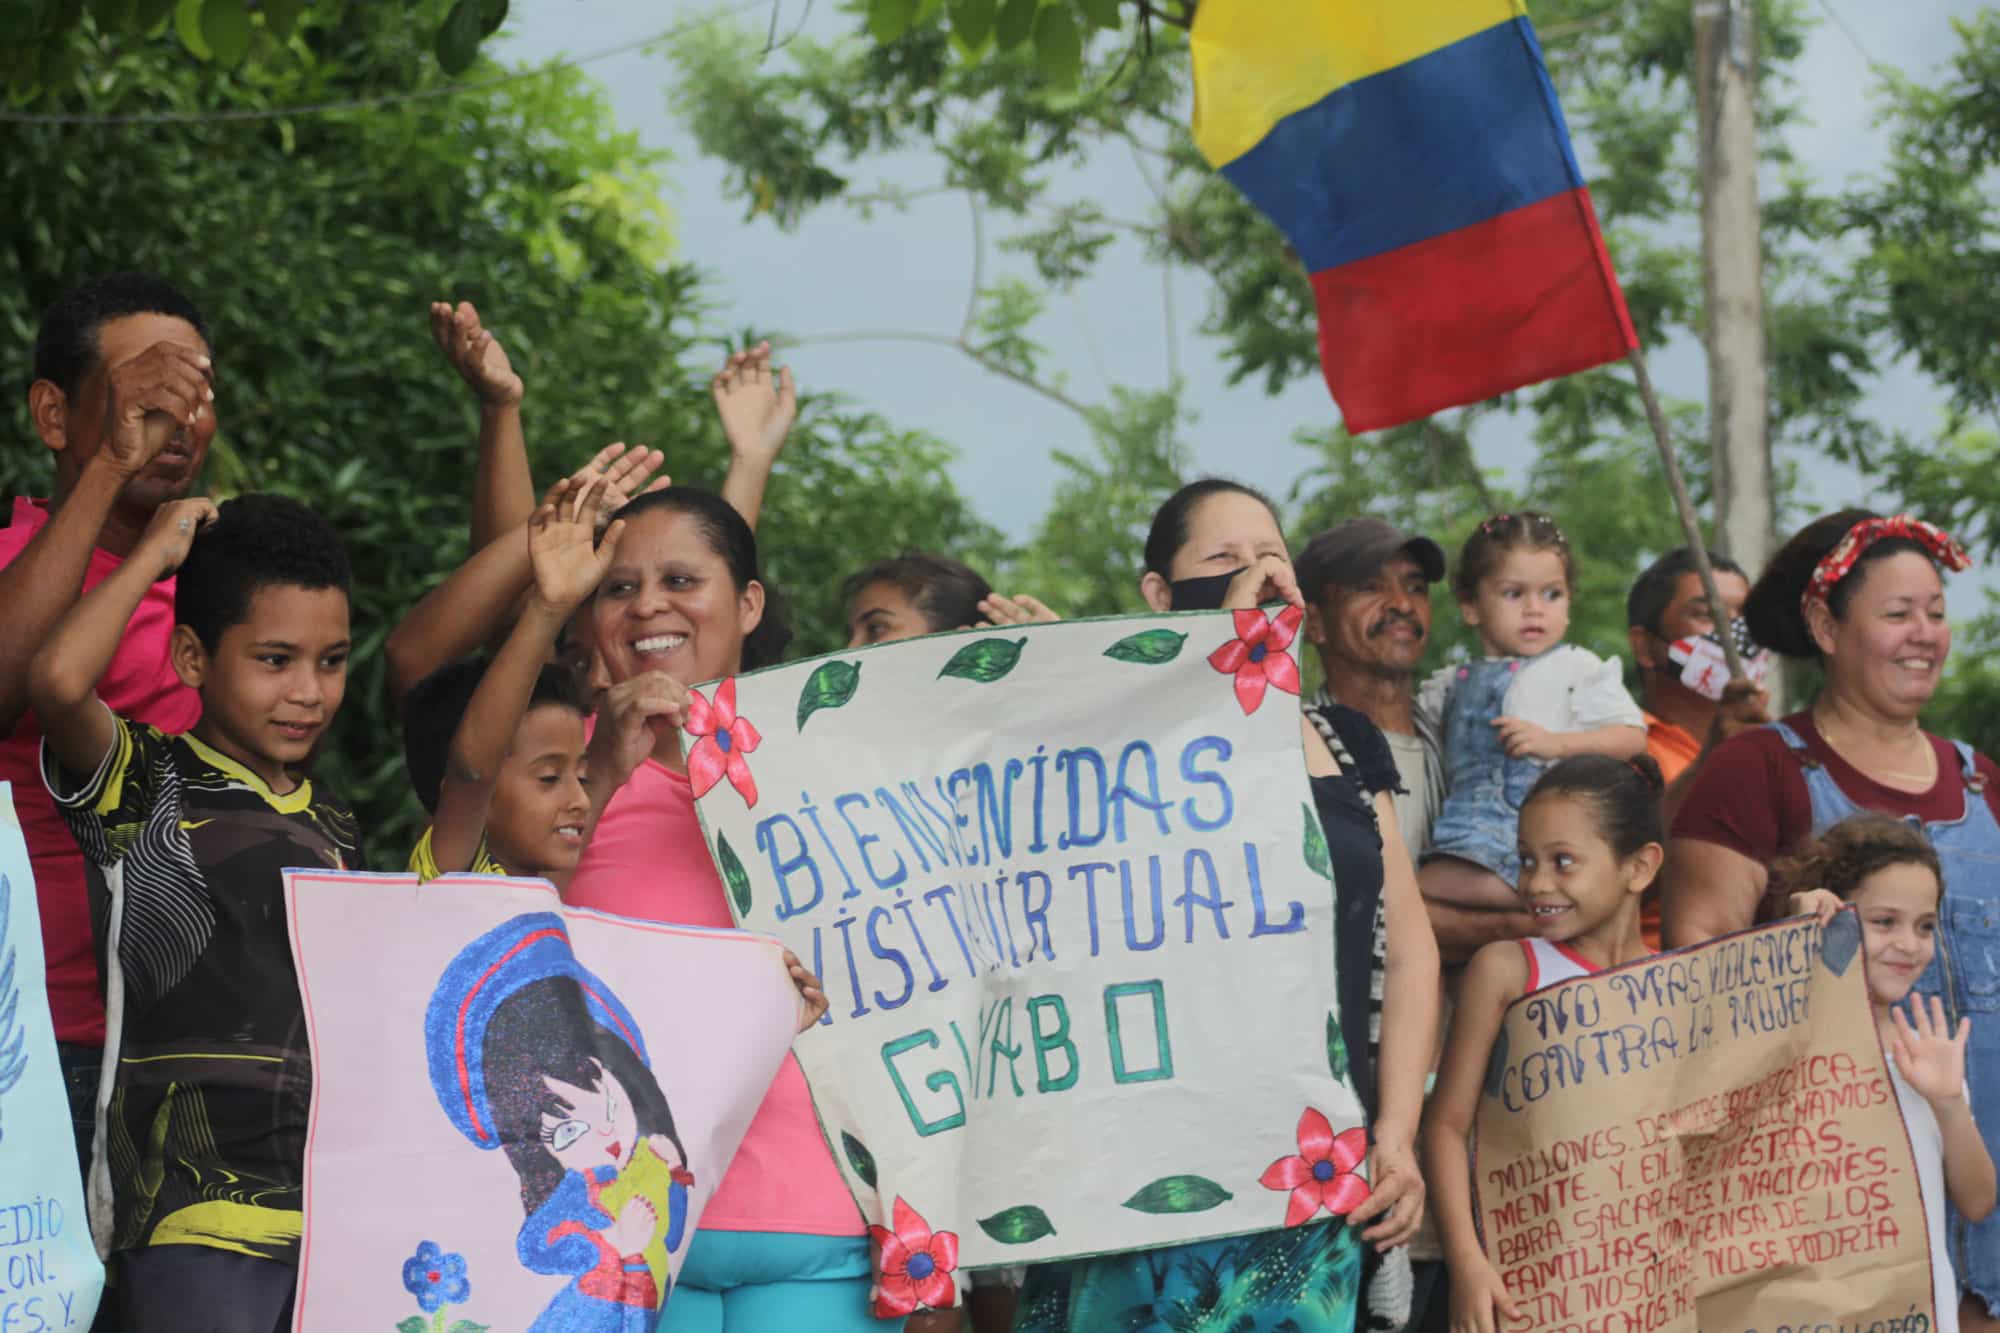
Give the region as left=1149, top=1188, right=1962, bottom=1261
left=529, top=476, right=621, bottom=615
left=567, top=442, right=669, bottom=534
left=783, top=948, right=830, bottom=1031
left=101, top=341, right=213, bottom=475
left=430, top=300, right=523, bottom=407
left=977, top=593, right=1060, bottom=627
left=712, top=341, right=797, bottom=465
left=134, top=497, right=219, bottom=578
left=1891, top=993, right=1972, bottom=1108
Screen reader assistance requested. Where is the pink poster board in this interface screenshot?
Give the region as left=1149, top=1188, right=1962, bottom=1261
left=286, top=871, right=800, bottom=1332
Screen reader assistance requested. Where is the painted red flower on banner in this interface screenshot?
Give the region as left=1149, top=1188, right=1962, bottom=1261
left=1207, top=605, right=1304, bottom=715
left=869, top=1197, right=960, bottom=1317
left=1259, top=1108, right=1370, bottom=1226
left=685, top=677, right=762, bottom=807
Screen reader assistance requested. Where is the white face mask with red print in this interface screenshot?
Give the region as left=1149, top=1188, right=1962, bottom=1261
left=1665, top=617, right=1769, bottom=701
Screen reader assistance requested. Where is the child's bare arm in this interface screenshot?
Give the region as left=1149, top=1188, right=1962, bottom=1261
left=1421, top=940, right=1527, bottom=1333
left=430, top=301, right=531, bottom=550
left=1493, top=717, right=1647, bottom=761
left=713, top=341, right=796, bottom=532
left=29, top=498, right=216, bottom=779
left=429, top=480, right=621, bottom=875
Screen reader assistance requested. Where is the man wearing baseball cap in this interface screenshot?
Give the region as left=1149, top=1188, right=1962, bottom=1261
left=1297, top=517, right=1449, bottom=856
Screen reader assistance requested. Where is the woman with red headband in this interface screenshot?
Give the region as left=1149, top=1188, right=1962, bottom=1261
left=1662, top=507, right=2000, bottom=1331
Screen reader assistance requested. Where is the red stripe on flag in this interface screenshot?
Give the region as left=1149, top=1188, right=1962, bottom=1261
left=1311, top=187, right=1636, bottom=433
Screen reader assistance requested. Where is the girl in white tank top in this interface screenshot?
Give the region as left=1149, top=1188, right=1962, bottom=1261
left=1422, top=753, right=1668, bottom=1332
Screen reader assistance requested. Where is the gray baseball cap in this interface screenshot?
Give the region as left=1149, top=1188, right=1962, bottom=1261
left=1296, top=518, right=1447, bottom=601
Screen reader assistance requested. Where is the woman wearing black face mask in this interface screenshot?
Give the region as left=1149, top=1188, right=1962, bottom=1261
left=1016, top=481, right=1443, bottom=1333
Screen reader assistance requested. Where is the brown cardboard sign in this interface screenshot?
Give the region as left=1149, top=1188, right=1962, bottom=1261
left=1473, top=915, right=1935, bottom=1331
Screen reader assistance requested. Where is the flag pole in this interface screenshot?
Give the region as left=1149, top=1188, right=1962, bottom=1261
left=1625, top=345, right=1749, bottom=681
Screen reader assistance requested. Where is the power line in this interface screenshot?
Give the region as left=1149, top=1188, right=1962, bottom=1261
left=1812, top=0, right=1881, bottom=72
left=0, top=0, right=770, bottom=127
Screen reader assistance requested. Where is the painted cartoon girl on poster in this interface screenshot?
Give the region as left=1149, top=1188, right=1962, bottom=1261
left=424, top=913, right=693, bottom=1332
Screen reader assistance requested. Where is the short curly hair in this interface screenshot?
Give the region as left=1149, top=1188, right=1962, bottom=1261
left=175, top=494, right=351, bottom=652
left=34, top=272, right=210, bottom=397
left=1773, top=813, right=1943, bottom=904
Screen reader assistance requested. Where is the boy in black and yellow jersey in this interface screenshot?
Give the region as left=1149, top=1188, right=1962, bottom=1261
left=29, top=492, right=357, bottom=1333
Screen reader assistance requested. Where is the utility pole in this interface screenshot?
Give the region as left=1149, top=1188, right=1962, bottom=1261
left=1693, top=0, right=1774, bottom=584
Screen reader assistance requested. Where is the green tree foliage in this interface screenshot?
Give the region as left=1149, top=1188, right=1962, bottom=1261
left=663, top=0, right=2000, bottom=729
left=3, top=0, right=505, bottom=97
left=663, top=1, right=1825, bottom=658
left=0, top=2, right=994, bottom=853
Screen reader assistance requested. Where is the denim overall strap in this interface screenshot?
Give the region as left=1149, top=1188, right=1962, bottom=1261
left=1426, top=659, right=1539, bottom=883
left=1769, top=721, right=2000, bottom=1308
left=1765, top=720, right=1871, bottom=831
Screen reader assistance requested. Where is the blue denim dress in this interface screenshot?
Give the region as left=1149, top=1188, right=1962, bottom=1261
left=1424, top=658, right=1546, bottom=887
left=1767, top=719, right=2000, bottom=1311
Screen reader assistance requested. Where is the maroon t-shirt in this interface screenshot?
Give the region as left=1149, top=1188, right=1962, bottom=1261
left=1673, top=711, right=2000, bottom=916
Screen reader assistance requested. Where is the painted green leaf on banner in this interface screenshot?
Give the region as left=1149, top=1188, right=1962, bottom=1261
left=716, top=831, right=751, bottom=918
left=445, top=1323, right=491, bottom=1333
left=841, top=1130, right=879, bottom=1190
left=396, top=1320, right=426, bottom=1333
left=1122, top=1174, right=1232, bottom=1215
left=939, top=637, right=1026, bottom=683
left=978, top=1204, right=1057, bottom=1244
left=797, top=659, right=861, bottom=731
left=1327, top=1011, right=1349, bottom=1082
left=1303, top=803, right=1332, bottom=882
left=1103, top=628, right=1186, bottom=665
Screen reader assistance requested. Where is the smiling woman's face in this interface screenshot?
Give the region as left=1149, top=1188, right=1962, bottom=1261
left=591, top=507, right=761, bottom=688
left=1817, top=551, right=1949, bottom=721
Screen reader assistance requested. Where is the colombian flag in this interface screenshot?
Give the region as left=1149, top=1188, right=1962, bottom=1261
left=1191, top=2, right=1638, bottom=433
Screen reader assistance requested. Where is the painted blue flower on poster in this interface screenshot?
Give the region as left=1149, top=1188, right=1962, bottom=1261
left=0, top=875, right=31, bottom=1145
left=401, top=1240, right=472, bottom=1314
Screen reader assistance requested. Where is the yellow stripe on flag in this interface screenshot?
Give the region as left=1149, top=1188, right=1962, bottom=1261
left=1191, top=0, right=1527, bottom=169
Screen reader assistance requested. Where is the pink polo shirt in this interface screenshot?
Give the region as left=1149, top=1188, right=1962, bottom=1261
left=0, top=497, right=201, bottom=1045
left=566, top=756, right=864, bottom=1237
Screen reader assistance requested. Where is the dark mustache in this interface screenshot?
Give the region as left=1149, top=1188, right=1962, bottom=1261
left=1368, top=612, right=1425, bottom=638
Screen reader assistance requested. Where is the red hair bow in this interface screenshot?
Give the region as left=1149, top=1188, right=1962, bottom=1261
left=1802, top=515, right=1971, bottom=612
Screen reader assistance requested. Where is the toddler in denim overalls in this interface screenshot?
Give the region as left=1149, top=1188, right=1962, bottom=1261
left=1415, top=514, right=1648, bottom=894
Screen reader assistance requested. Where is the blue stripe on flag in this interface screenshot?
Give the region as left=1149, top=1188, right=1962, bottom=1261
left=1220, top=19, right=1586, bottom=274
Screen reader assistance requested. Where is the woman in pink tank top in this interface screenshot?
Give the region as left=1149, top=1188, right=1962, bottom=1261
left=566, top=488, right=892, bottom=1332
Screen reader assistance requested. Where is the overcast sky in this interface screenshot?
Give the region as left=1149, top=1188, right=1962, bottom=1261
left=496, top=0, right=1984, bottom=543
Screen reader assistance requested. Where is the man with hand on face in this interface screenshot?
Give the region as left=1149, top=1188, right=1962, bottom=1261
left=0, top=273, right=216, bottom=1173
left=1298, top=518, right=1449, bottom=858
left=1626, top=547, right=1770, bottom=946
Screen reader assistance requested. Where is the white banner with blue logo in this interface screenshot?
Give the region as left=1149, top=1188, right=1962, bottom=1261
left=0, top=782, right=104, bottom=1331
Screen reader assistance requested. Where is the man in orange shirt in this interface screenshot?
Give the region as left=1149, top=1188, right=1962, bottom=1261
left=1626, top=548, right=1768, bottom=947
